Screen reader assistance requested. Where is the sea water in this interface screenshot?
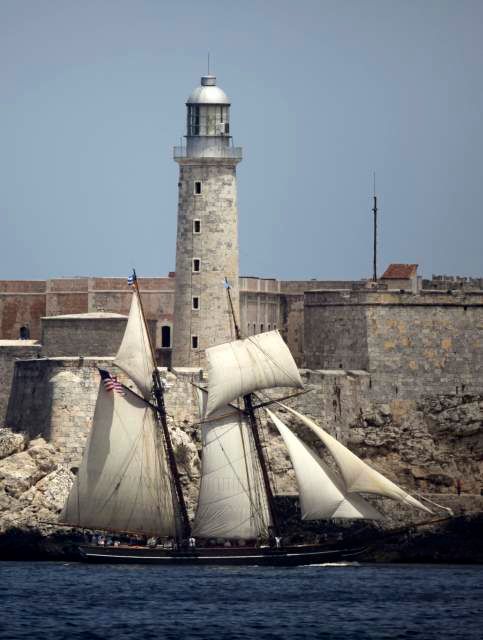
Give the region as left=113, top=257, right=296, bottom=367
left=0, top=562, right=482, bottom=639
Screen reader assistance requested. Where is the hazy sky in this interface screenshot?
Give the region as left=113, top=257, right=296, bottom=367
left=1, top=0, right=482, bottom=281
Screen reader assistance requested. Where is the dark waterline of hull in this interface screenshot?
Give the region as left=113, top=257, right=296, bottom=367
left=78, top=543, right=369, bottom=566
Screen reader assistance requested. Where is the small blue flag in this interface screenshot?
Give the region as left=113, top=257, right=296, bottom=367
left=128, top=273, right=137, bottom=286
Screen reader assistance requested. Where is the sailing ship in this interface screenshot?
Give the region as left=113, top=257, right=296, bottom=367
left=62, top=273, right=445, bottom=565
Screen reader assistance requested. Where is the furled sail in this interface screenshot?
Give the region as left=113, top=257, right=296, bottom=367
left=114, top=290, right=155, bottom=400
left=266, top=409, right=381, bottom=520
left=279, top=404, right=431, bottom=514
left=61, top=383, right=177, bottom=536
left=205, top=331, right=303, bottom=417
left=192, top=393, right=272, bottom=539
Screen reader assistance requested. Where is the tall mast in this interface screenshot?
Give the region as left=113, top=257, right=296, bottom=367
left=372, top=171, right=378, bottom=282
left=131, top=270, right=191, bottom=541
left=225, top=279, right=280, bottom=536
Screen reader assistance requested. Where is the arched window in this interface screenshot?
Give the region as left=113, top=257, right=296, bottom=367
left=161, top=325, right=171, bottom=348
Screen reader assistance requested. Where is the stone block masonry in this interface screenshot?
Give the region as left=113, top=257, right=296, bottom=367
left=304, top=289, right=483, bottom=400
left=5, top=358, right=204, bottom=471
left=172, top=160, right=240, bottom=367
left=0, top=341, right=41, bottom=426
left=6, top=358, right=117, bottom=468
left=0, top=278, right=175, bottom=349
left=40, top=314, right=156, bottom=358
left=7, top=359, right=481, bottom=507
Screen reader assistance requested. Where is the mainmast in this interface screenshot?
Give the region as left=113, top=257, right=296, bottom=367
left=225, top=280, right=280, bottom=536
left=131, top=270, right=191, bottom=541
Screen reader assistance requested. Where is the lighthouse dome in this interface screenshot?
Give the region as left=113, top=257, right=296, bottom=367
left=186, top=75, right=230, bottom=105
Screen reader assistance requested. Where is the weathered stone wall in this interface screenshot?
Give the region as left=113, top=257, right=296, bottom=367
left=6, top=358, right=114, bottom=467
left=367, top=296, right=483, bottom=399
left=40, top=315, right=157, bottom=358
left=172, top=160, right=240, bottom=367
left=304, top=290, right=483, bottom=400
left=0, top=341, right=41, bottom=426
left=4, top=361, right=482, bottom=531
left=5, top=358, right=203, bottom=485
left=239, top=277, right=280, bottom=338
left=279, top=294, right=305, bottom=368
left=41, top=316, right=126, bottom=357
left=0, top=281, right=46, bottom=341
left=0, top=277, right=175, bottom=349
left=304, top=291, right=369, bottom=370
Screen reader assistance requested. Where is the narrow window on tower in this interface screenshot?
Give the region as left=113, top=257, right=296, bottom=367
left=268, top=324, right=271, bottom=331
left=192, top=296, right=199, bottom=310
left=192, top=335, right=199, bottom=349
left=260, top=324, right=264, bottom=332
left=194, top=181, right=202, bottom=195
left=193, top=258, right=200, bottom=272
left=193, top=219, right=201, bottom=234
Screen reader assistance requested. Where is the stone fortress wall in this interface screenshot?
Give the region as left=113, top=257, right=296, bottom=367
left=0, top=277, right=175, bottom=348
left=0, top=341, right=41, bottom=429
left=304, top=289, right=483, bottom=401
left=0, top=268, right=482, bottom=534
left=1, top=269, right=483, bottom=422
left=4, top=360, right=482, bottom=518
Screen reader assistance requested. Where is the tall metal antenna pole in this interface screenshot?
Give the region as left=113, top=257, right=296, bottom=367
left=372, top=171, right=378, bottom=282
left=207, top=52, right=210, bottom=75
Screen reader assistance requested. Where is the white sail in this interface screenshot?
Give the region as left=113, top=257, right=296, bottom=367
left=279, top=404, right=431, bottom=514
left=114, top=290, right=155, bottom=400
left=192, top=394, right=272, bottom=539
left=205, top=331, right=303, bottom=417
left=61, top=383, right=177, bottom=536
left=266, top=409, right=381, bottom=520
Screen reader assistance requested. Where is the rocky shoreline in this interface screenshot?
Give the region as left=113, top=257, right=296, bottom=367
left=1, top=418, right=482, bottom=564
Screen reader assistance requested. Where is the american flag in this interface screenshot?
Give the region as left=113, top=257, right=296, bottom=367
left=99, top=369, right=125, bottom=395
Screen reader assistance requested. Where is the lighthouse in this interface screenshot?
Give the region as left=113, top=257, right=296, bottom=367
left=172, top=74, right=242, bottom=367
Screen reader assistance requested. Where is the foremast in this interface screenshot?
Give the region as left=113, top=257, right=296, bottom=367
left=131, top=271, right=191, bottom=542
left=225, top=281, right=280, bottom=536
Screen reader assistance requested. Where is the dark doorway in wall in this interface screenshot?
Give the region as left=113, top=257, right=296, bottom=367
left=161, top=325, right=171, bottom=348
left=19, top=326, right=30, bottom=340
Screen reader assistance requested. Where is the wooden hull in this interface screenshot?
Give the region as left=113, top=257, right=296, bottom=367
left=78, top=543, right=368, bottom=566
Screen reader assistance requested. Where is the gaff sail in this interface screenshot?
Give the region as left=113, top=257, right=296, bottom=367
left=61, top=383, right=177, bottom=535
left=266, top=409, right=381, bottom=520
left=114, top=290, right=155, bottom=400
left=279, top=404, right=432, bottom=514
left=205, top=331, right=303, bottom=417
left=192, top=394, right=272, bottom=539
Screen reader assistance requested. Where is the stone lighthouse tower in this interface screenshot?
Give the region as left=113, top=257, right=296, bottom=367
left=172, top=74, right=242, bottom=367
